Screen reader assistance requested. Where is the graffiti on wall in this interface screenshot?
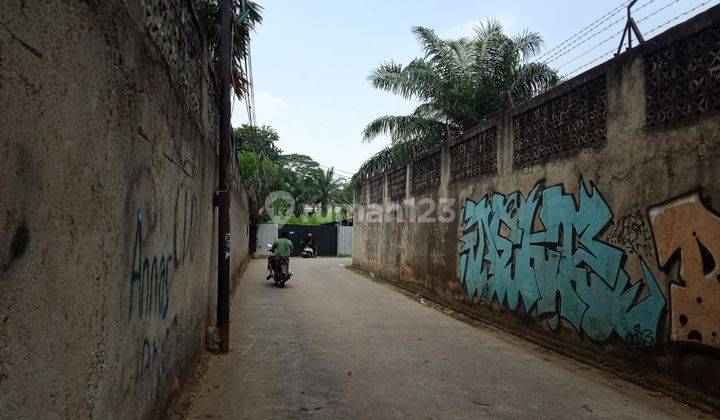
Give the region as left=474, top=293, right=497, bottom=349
left=173, top=186, right=198, bottom=268
left=128, top=187, right=200, bottom=397
left=649, top=191, right=720, bottom=350
left=137, top=315, right=182, bottom=395
left=458, top=180, right=666, bottom=346
left=129, top=210, right=173, bottom=320
left=607, top=210, right=654, bottom=257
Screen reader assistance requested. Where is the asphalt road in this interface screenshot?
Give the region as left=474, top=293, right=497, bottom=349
left=187, top=258, right=701, bottom=419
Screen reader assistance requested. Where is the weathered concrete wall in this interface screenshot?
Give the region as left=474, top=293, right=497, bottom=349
left=0, top=0, right=249, bottom=418
left=354, top=6, right=720, bottom=404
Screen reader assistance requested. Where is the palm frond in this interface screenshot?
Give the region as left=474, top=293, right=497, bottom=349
left=360, top=20, right=560, bottom=181
left=513, top=30, right=543, bottom=61
left=368, top=59, right=441, bottom=101
left=411, top=26, right=446, bottom=59
left=512, top=62, right=560, bottom=100
left=363, top=115, right=446, bottom=144
left=473, top=18, right=503, bottom=43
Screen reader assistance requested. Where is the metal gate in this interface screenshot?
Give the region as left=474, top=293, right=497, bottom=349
left=281, top=224, right=338, bottom=257
left=337, top=226, right=353, bottom=256
left=255, top=224, right=278, bottom=255
left=255, top=223, right=353, bottom=256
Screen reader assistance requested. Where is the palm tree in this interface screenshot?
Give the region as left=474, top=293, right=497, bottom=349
left=307, top=168, right=343, bottom=214
left=358, top=20, right=558, bottom=181
left=279, top=168, right=313, bottom=217
left=195, top=0, right=263, bottom=98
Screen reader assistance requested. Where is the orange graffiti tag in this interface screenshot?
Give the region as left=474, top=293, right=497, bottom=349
left=649, top=192, right=720, bottom=350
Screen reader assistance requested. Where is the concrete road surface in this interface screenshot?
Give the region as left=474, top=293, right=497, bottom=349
left=187, top=258, right=701, bottom=419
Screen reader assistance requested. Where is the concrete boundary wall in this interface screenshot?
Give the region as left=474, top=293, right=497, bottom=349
left=1, top=0, right=248, bottom=417
left=353, top=6, right=720, bottom=405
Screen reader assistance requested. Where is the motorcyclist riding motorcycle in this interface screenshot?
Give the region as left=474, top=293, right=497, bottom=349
left=266, top=230, right=293, bottom=281
left=301, top=232, right=318, bottom=258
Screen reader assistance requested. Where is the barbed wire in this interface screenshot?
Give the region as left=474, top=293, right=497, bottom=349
left=553, top=0, right=682, bottom=73
left=534, top=0, right=628, bottom=62
left=540, top=14, right=628, bottom=64
left=643, top=0, right=716, bottom=36
left=560, top=0, right=717, bottom=79
left=558, top=48, right=615, bottom=80
left=636, top=0, right=684, bottom=24
left=541, top=0, right=668, bottom=66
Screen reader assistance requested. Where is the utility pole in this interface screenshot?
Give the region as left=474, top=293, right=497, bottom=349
left=217, top=0, right=233, bottom=354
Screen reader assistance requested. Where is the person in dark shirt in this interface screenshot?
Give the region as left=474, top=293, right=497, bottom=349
left=301, top=232, right=318, bottom=256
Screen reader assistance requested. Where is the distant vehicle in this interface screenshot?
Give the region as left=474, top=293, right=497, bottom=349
left=301, top=245, right=316, bottom=258
left=301, top=232, right=318, bottom=258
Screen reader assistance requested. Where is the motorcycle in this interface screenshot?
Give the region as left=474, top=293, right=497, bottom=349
left=301, top=245, right=317, bottom=258
left=267, top=244, right=292, bottom=288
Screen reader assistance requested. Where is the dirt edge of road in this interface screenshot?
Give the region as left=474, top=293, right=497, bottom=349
left=346, top=264, right=719, bottom=417
left=169, top=259, right=251, bottom=420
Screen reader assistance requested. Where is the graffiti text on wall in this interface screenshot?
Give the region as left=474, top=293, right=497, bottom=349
left=459, top=181, right=666, bottom=347
left=130, top=210, right=173, bottom=320
left=649, top=191, right=720, bottom=350
left=173, top=186, right=198, bottom=268
left=607, top=210, right=654, bottom=257
left=137, top=316, right=182, bottom=397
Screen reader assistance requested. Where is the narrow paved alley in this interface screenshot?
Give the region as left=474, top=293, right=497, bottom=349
left=187, top=258, right=699, bottom=419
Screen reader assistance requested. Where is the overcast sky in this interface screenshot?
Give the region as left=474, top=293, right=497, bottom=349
left=231, top=0, right=718, bottom=179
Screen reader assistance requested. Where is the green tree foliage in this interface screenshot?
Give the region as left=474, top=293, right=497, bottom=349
left=277, top=154, right=322, bottom=216
left=235, top=125, right=282, bottom=162
left=236, top=151, right=282, bottom=224
left=355, top=19, right=559, bottom=185
left=280, top=154, right=323, bottom=177
left=195, top=0, right=263, bottom=97
left=305, top=168, right=345, bottom=214
left=234, top=125, right=351, bottom=223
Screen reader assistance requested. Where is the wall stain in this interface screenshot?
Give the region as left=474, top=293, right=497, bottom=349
left=10, top=221, right=29, bottom=259
left=2, top=220, right=29, bottom=273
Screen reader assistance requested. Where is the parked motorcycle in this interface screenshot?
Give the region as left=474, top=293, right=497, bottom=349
left=267, top=244, right=292, bottom=288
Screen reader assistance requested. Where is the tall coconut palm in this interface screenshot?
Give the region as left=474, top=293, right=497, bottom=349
left=359, top=19, right=559, bottom=181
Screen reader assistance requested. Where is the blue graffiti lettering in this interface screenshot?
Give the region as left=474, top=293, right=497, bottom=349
left=130, top=210, right=173, bottom=320
left=459, top=181, right=665, bottom=346
left=137, top=316, right=182, bottom=396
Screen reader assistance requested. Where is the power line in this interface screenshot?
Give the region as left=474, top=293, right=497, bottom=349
left=317, top=163, right=355, bottom=176
left=322, top=166, right=354, bottom=175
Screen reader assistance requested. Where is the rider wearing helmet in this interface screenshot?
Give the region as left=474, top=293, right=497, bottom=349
left=301, top=232, right=318, bottom=256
